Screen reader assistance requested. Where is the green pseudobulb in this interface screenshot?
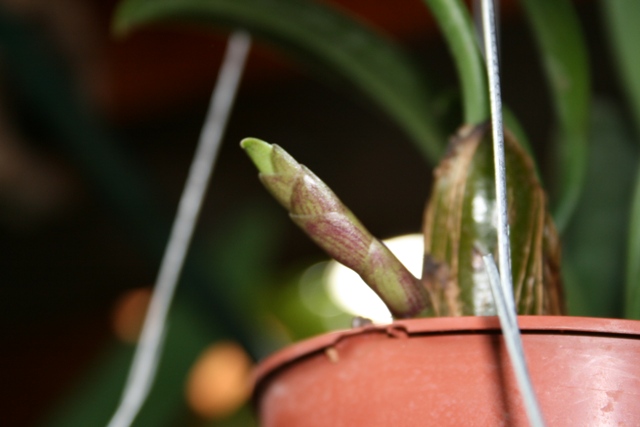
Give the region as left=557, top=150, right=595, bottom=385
left=422, top=124, right=564, bottom=316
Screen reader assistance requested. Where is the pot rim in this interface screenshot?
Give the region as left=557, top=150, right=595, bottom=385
left=252, top=315, right=640, bottom=400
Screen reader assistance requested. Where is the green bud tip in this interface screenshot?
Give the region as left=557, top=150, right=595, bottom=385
left=240, top=138, right=274, bottom=174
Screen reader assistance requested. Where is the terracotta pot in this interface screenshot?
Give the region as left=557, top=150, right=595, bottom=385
left=252, top=316, right=640, bottom=426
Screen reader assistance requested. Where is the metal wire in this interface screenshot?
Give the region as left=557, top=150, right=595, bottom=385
left=483, top=255, right=546, bottom=427
left=106, top=31, right=251, bottom=427
left=481, top=0, right=514, bottom=313
left=480, top=1, right=545, bottom=425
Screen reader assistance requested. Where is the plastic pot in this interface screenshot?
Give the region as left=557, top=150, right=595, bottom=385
left=252, top=316, right=640, bottom=426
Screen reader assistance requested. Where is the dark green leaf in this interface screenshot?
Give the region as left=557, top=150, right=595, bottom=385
left=418, top=1, right=539, bottom=174
left=563, top=101, right=637, bottom=318
left=503, top=107, right=536, bottom=173
left=114, top=0, right=446, bottom=161
left=602, top=0, right=640, bottom=138
left=521, top=0, right=590, bottom=231
left=421, top=0, right=489, bottom=124
left=627, top=167, right=640, bottom=318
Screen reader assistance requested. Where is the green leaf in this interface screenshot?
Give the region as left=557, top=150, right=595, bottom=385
left=503, top=107, right=536, bottom=172
left=602, top=0, right=640, bottom=138
left=418, top=1, right=540, bottom=174
left=563, top=101, right=637, bottom=318
left=521, top=0, right=590, bottom=231
left=114, top=0, right=446, bottom=162
left=627, top=165, right=640, bottom=318
left=421, top=0, right=489, bottom=124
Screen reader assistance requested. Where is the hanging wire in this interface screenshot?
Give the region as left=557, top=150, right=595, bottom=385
left=106, top=31, right=251, bottom=427
left=480, top=1, right=545, bottom=426
left=482, top=255, right=546, bottom=427
left=481, top=0, right=514, bottom=312
left=473, top=0, right=500, bottom=61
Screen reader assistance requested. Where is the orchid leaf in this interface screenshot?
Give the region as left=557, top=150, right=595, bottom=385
left=503, top=107, right=536, bottom=173
left=521, top=0, right=590, bottom=232
left=421, top=0, right=489, bottom=124
left=602, top=0, right=640, bottom=138
left=241, top=138, right=431, bottom=318
left=563, top=101, right=636, bottom=318
left=627, top=165, right=640, bottom=319
left=601, top=0, right=640, bottom=318
left=114, top=0, right=445, bottom=162
left=418, top=1, right=538, bottom=165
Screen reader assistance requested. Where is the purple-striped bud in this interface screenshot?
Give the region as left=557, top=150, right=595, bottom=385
left=241, top=138, right=431, bottom=318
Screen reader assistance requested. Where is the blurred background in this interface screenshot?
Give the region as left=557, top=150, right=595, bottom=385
left=0, top=0, right=632, bottom=426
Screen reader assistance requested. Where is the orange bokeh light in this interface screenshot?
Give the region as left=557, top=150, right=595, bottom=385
left=186, top=341, right=253, bottom=419
left=111, top=287, right=151, bottom=343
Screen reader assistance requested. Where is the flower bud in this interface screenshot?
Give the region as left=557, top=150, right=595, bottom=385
left=242, top=138, right=431, bottom=317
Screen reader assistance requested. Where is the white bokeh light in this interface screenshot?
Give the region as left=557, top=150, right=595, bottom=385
left=324, top=233, right=424, bottom=324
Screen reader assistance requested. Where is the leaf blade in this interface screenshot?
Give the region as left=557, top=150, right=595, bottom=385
left=627, top=165, right=640, bottom=319
left=563, top=101, right=636, bottom=318
left=115, top=0, right=446, bottom=161
left=421, top=0, right=489, bottom=124
left=521, top=0, right=590, bottom=231
left=602, top=0, right=640, bottom=138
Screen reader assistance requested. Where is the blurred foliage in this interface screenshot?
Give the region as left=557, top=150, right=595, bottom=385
left=563, top=101, right=638, bottom=317
left=41, top=201, right=349, bottom=426
left=603, top=0, right=640, bottom=138
left=0, top=5, right=277, bottom=358
left=114, top=0, right=447, bottom=162
left=521, top=0, right=590, bottom=231
left=421, top=0, right=488, bottom=123
left=601, top=0, right=640, bottom=319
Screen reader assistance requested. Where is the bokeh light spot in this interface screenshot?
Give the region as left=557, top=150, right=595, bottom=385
left=111, top=287, right=151, bottom=343
left=186, top=341, right=252, bottom=419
